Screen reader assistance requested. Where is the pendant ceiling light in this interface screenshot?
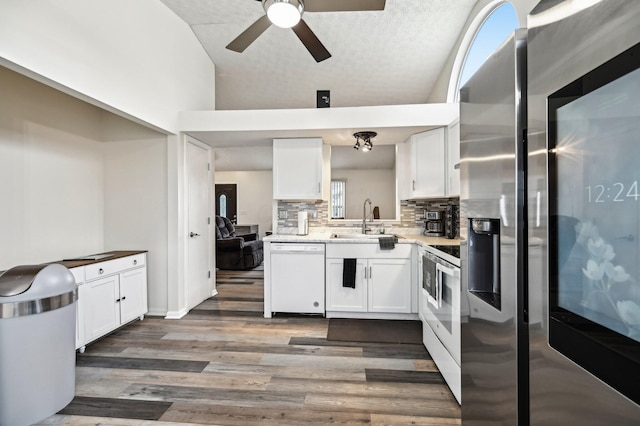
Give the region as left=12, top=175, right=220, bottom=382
left=353, top=131, right=377, bottom=152
left=263, top=0, right=304, bottom=28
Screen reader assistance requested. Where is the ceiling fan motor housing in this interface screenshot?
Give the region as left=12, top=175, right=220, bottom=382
left=263, top=0, right=304, bottom=28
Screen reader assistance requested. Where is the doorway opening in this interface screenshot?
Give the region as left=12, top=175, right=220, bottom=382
left=215, top=184, right=237, bottom=223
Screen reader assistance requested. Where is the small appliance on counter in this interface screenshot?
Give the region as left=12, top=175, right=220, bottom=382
left=445, top=204, right=458, bottom=239
left=423, top=211, right=445, bottom=236
left=297, top=211, right=309, bottom=235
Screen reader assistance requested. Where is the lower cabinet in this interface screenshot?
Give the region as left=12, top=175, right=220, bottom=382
left=368, top=258, right=412, bottom=313
left=74, top=252, right=148, bottom=351
left=82, top=274, right=121, bottom=342
left=326, top=244, right=414, bottom=316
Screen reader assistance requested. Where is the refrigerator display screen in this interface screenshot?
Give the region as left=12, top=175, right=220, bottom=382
left=548, top=41, right=640, bottom=404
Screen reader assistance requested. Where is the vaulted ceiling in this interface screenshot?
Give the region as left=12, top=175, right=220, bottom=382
left=160, top=0, right=476, bottom=110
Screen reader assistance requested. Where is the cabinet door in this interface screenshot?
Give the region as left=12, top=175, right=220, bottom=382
left=119, top=267, right=148, bottom=324
left=447, top=121, right=460, bottom=197
left=326, top=258, right=367, bottom=312
left=368, top=258, right=412, bottom=313
left=84, top=275, right=120, bottom=341
left=411, top=128, right=446, bottom=198
left=273, top=138, right=323, bottom=200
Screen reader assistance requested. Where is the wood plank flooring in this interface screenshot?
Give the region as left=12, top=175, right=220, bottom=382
left=38, top=266, right=460, bottom=425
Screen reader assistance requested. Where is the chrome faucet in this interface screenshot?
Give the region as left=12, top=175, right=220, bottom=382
left=362, top=198, right=373, bottom=234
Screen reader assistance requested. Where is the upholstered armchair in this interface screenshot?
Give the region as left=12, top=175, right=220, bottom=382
left=214, top=216, right=264, bottom=270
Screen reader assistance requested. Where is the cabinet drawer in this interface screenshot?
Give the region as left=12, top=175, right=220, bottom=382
left=85, top=254, right=146, bottom=281
left=85, top=258, right=119, bottom=281
left=119, top=253, right=146, bottom=270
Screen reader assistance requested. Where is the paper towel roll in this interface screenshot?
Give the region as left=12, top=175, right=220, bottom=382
left=298, top=211, right=308, bottom=235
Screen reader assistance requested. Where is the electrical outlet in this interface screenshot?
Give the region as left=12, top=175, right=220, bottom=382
left=279, top=210, right=288, bottom=219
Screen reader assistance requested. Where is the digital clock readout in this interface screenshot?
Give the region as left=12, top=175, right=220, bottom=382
left=585, top=182, right=640, bottom=202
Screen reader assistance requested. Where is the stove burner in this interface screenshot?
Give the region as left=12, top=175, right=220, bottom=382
left=430, top=245, right=460, bottom=258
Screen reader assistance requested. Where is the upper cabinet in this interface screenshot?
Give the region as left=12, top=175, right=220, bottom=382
left=399, top=124, right=460, bottom=200
left=273, top=138, right=325, bottom=200
left=410, top=128, right=446, bottom=199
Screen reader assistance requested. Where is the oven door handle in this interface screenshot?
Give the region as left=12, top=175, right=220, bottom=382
left=435, top=263, right=459, bottom=308
left=436, top=262, right=459, bottom=278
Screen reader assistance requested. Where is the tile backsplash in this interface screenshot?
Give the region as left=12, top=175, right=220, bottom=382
left=276, top=198, right=459, bottom=235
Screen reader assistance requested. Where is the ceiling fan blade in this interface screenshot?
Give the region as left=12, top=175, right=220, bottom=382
left=292, top=19, right=331, bottom=62
left=304, top=0, right=386, bottom=12
left=226, top=15, right=271, bottom=53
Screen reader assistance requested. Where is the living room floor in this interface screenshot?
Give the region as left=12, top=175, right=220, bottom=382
left=39, top=266, right=460, bottom=425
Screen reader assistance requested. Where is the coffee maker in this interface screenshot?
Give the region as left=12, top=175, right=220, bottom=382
left=423, top=211, right=445, bottom=236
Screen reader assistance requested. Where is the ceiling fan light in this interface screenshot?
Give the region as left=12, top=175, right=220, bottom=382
left=264, top=0, right=303, bottom=28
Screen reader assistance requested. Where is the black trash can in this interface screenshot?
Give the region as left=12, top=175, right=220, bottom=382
left=0, top=264, right=77, bottom=426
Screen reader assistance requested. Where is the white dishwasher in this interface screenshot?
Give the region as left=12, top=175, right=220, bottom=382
left=270, top=243, right=325, bottom=315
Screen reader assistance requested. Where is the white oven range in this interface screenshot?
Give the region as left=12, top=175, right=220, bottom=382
left=419, top=244, right=461, bottom=403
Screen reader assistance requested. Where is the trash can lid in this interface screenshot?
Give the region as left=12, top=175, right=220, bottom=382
left=0, top=265, right=49, bottom=297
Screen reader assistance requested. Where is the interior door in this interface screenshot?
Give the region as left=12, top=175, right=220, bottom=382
left=215, top=183, right=237, bottom=223
left=187, top=141, right=212, bottom=310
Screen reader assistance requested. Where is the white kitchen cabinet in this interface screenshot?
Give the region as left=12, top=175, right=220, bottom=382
left=83, top=274, right=121, bottom=342
left=446, top=120, right=460, bottom=197
left=119, top=266, right=148, bottom=324
left=326, top=258, right=367, bottom=312
left=368, top=258, right=412, bottom=313
left=273, top=138, right=324, bottom=200
left=410, top=128, right=446, bottom=199
left=326, top=244, right=415, bottom=317
left=74, top=252, right=147, bottom=351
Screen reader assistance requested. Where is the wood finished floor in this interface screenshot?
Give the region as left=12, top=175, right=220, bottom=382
left=39, top=266, right=460, bottom=425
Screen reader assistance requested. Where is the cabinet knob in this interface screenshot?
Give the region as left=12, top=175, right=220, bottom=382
left=99, top=268, right=104, bottom=275
left=133, top=259, right=137, bottom=265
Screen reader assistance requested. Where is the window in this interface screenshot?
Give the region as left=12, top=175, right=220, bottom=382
left=448, top=2, right=519, bottom=102
left=219, top=194, right=227, bottom=218
left=331, top=180, right=346, bottom=219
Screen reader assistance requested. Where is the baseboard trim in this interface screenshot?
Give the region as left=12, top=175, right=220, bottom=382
left=165, top=307, right=189, bottom=320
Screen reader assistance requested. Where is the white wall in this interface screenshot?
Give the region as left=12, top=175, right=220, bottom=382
left=215, top=171, right=274, bottom=237
left=0, top=0, right=215, bottom=133
left=0, top=65, right=171, bottom=315
left=102, top=115, right=169, bottom=316
left=331, top=169, right=396, bottom=220
left=0, top=66, right=105, bottom=268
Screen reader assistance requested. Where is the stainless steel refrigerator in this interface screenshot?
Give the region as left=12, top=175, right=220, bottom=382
left=460, top=1, right=640, bottom=424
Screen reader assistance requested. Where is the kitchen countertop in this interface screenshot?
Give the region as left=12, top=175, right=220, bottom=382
left=265, top=232, right=461, bottom=270
left=48, top=250, right=148, bottom=269
left=264, top=233, right=459, bottom=247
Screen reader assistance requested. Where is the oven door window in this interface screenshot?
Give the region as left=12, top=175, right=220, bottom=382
left=423, top=254, right=437, bottom=305
left=548, top=41, right=640, bottom=404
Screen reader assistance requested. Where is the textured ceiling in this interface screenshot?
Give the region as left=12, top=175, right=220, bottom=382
left=160, top=0, right=476, bottom=110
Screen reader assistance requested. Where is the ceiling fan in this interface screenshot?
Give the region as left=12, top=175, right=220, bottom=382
left=226, top=0, right=386, bottom=63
